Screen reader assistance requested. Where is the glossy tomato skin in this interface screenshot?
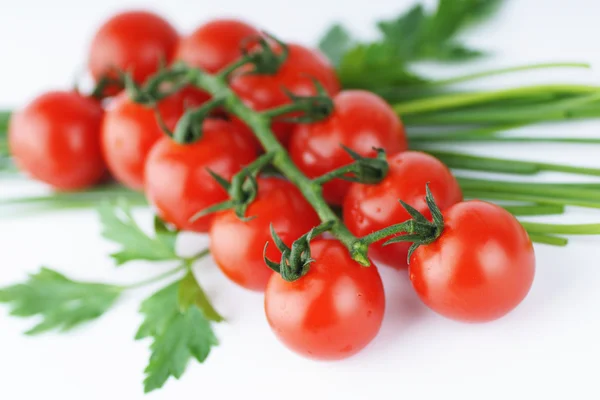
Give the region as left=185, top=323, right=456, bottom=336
left=230, top=43, right=340, bottom=146
left=144, top=119, right=257, bottom=232
left=9, top=91, right=105, bottom=190
left=409, top=201, right=536, bottom=323
left=101, top=87, right=210, bottom=190
left=265, top=239, right=385, bottom=360
left=289, top=90, right=407, bottom=205
left=210, top=177, right=320, bottom=291
left=175, top=19, right=260, bottom=73
left=344, top=151, right=462, bottom=269
left=88, top=11, right=178, bottom=89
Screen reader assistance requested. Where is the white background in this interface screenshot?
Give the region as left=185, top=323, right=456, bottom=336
left=2, top=0, right=600, bottom=399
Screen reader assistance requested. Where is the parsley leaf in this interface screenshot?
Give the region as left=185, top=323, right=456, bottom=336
left=136, top=275, right=220, bottom=393
left=0, top=267, right=121, bottom=335
left=178, top=272, right=224, bottom=322
left=98, top=200, right=178, bottom=265
left=317, top=24, right=355, bottom=67
left=318, top=0, right=504, bottom=90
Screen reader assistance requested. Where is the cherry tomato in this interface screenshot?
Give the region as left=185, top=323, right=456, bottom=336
left=88, top=11, right=178, bottom=91
left=175, top=19, right=260, bottom=73
left=344, top=151, right=462, bottom=269
left=101, top=87, right=210, bottom=190
left=210, top=177, right=320, bottom=291
left=230, top=43, right=340, bottom=146
left=144, top=119, right=257, bottom=232
left=265, top=239, right=385, bottom=360
left=409, top=201, right=535, bottom=322
left=9, top=91, right=105, bottom=190
left=289, top=90, right=407, bottom=205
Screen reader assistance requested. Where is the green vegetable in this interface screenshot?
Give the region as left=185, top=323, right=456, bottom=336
left=98, top=200, right=178, bottom=265
left=318, top=0, right=503, bottom=89
left=136, top=278, right=219, bottom=393
left=0, top=268, right=121, bottom=335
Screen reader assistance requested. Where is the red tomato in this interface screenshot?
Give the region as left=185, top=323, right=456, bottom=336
left=144, top=119, right=257, bottom=232
left=175, top=19, right=260, bottom=73
left=88, top=11, right=178, bottom=91
left=9, top=91, right=105, bottom=190
left=409, top=201, right=535, bottom=322
left=344, top=151, right=462, bottom=269
left=289, top=90, right=407, bottom=205
left=210, top=177, right=320, bottom=291
left=265, top=239, right=385, bottom=360
left=101, top=87, right=210, bottom=190
left=230, top=43, right=340, bottom=146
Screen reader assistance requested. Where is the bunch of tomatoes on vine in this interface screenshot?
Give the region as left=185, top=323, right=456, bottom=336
left=7, top=10, right=535, bottom=361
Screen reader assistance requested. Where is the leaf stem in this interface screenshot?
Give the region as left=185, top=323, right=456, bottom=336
left=430, top=150, right=600, bottom=176
left=502, top=203, right=565, bottom=216
left=120, top=249, right=210, bottom=290
left=520, top=222, right=600, bottom=235
left=426, top=62, right=591, bottom=87
left=394, top=84, right=600, bottom=116
left=527, top=233, right=569, bottom=246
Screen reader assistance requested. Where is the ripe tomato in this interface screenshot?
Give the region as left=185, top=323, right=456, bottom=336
left=88, top=11, right=178, bottom=92
left=210, top=177, right=320, bottom=291
left=175, top=19, right=260, bottom=73
left=101, top=87, right=210, bottom=190
left=289, top=90, right=407, bottom=205
left=409, top=201, right=535, bottom=322
left=230, top=43, right=340, bottom=146
left=344, top=151, right=462, bottom=269
left=9, top=91, right=105, bottom=190
left=144, top=119, right=257, bottom=232
left=265, top=239, right=385, bottom=360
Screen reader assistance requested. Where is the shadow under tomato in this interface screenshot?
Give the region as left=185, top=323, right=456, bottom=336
left=368, top=264, right=430, bottom=349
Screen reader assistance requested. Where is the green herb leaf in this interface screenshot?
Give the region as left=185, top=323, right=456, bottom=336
left=319, top=0, right=505, bottom=90
left=318, top=24, right=355, bottom=67
left=377, top=4, right=427, bottom=59
left=336, top=43, right=426, bottom=90
left=0, top=267, right=121, bottom=335
left=98, top=200, right=178, bottom=265
left=178, top=272, right=224, bottom=322
left=136, top=280, right=219, bottom=393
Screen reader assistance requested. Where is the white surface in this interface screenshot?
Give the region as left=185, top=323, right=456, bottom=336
left=2, top=0, right=600, bottom=399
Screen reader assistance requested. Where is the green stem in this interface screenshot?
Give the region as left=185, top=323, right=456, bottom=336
left=427, top=62, right=591, bottom=87
left=404, top=102, right=600, bottom=125
left=120, top=264, right=187, bottom=290
left=189, top=70, right=369, bottom=266
left=0, top=110, right=10, bottom=131
left=527, top=233, right=568, bottom=246
left=520, top=222, right=600, bottom=235
left=463, top=190, right=600, bottom=209
left=412, top=136, right=600, bottom=144
left=313, top=163, right=360, bottom=185
left=458, top=177, right=600, bottom=202
left=119, top=249, right=210, bottom=290
left=503, top=204, right=565, bottom=216
left=262, top=103, right=305, bottom=118
left=430, top=150, right=600, bottom=177
left=0, top=186, right=146, bottom=206
left=394, top=84, right=600, bottom=116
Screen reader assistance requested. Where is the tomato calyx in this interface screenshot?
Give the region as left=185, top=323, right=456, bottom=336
left=313, top=147, right=389, bottom=186
left=191, top=152, right=276, bottom=222
left=169, top=97, right=226, bottom=144
left=360, top=184, right=445, bottom=264
left=238, top=32, right=289, bottom=76
left=264, top=221, right=334, bottom=282
left=89, top=74, right=125, bottom=99
left=262, top=78, right=335, bottom=124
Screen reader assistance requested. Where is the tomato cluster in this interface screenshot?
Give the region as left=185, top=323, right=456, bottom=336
left=7, top=11, right=536, bottom=361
